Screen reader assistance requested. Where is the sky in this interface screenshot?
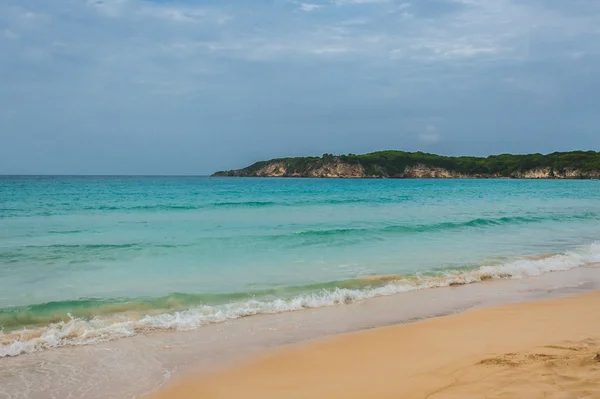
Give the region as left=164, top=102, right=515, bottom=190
left=1, top=0, right=599, bottom=175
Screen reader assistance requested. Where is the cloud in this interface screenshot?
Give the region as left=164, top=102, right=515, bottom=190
left=567, top=51, right=585, bottom=59
left=1, top=0, right=600, bottom=174
left=311, top=46, right=350, bottom=54
left=334, top=0, right=391, bottom=4
left=88, top=0, right=130, bottom=18
left=3, top=29, right=18, bottom=40
left=156, top=9, right=207, bottom=23
left=299, top=3, right=322, bottom=12
left=418, top=126, right=442, bottom=144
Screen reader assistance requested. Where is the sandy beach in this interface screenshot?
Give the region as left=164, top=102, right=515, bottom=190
left=153, top=291, right=600, bottom=399
left=3, top=266, right=599, bottom=399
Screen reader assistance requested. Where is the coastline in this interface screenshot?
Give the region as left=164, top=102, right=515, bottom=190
left=152, top=288, right=600, bottom=399
left=5, top=242, right=600, bottom=358
left=212, top=151, right=600, bottom=179
left=211, top=175, right=600, bottom=179
left=2, top=264, right=599, bottom=399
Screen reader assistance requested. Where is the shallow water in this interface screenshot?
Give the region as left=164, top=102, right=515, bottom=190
left=1, top=266, right=599, bottom=399
left=1, top=177, right=600, bottom=356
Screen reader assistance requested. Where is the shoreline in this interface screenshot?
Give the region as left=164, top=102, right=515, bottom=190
left=212, top=175, right=599, bottom=179
left=4, top=242, right=600, bottom=358
left=1, top=264, right=599, bottom=399
left=152, top=289, right=600, bottom=399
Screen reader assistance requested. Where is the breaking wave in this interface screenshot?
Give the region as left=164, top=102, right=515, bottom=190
left=1, top=242, right=599, bottom=358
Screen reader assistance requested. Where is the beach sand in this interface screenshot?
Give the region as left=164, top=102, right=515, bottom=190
left=152, top=291, right=600, bottom=399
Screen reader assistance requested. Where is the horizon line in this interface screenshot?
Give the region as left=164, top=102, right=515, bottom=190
left=0, top=174, right=214, bottom=177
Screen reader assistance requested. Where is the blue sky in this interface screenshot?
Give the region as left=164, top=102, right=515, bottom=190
left=1, top=0, right=599, bottom=174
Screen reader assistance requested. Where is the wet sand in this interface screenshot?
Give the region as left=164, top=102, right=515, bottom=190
left=153, top=290, right=600, bottom=399
left=2, top=265, right=600, bottom=399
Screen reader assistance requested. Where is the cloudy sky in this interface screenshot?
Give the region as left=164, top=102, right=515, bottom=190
left=1, top=0, right=599, bottom=174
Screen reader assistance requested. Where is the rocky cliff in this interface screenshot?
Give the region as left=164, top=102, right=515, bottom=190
left=512, top=167, right=600, bottom=179
left=245, top=160, right=367, bottom=178
left=213, top=151, right=600, bottom=179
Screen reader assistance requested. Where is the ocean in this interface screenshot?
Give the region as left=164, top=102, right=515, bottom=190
left=1, top=176, right=600, bottom=358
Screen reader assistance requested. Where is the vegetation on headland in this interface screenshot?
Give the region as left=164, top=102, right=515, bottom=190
left=212, top=150, right=600, bottom=179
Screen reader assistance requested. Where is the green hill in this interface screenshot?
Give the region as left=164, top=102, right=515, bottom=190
left=213, top=150, right=600, bottom=179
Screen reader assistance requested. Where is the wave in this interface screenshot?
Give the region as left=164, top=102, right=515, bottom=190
left=1, top=243, right=185, bottom=260
left=294, top=212, right=600, bottom=239
left=213, top=201, right=277, bottom=208
left=0, top=279, right=408, bottom=331
left=4, top=212, right=598, bottom=264
left=2, top=242, right=599, bottom=358
left=87, top=202, right=279, bottom=211
left=0, top=197, right=412, bottom=218
left=47, top=230, right=86, bottom=235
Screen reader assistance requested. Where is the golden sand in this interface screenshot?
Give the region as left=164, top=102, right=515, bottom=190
left=152, top=291, right=600, bottom=399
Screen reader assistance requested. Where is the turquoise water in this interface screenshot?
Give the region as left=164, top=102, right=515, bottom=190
left=1, top=176, right=600, bottom=356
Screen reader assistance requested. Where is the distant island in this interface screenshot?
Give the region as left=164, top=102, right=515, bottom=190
left=212, top=150, right=600, bottom=179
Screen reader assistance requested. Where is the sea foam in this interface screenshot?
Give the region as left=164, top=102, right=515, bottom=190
left=2, top=242, right=599, bottom=358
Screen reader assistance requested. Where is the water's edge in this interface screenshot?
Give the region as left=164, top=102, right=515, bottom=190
left=1, top=264, right=599, bottom=399
left=3, top=242, right=600, bottom=358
